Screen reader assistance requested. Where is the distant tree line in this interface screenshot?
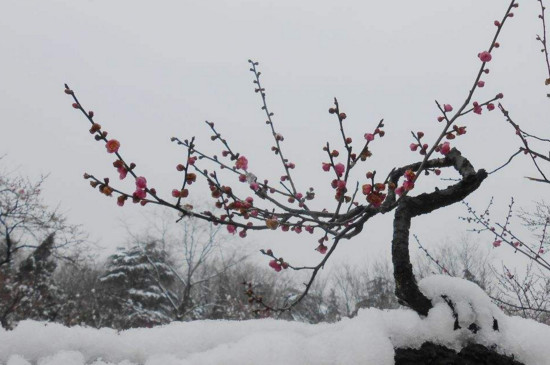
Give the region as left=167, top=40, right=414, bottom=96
left=1, top=162, right=549, bottom=330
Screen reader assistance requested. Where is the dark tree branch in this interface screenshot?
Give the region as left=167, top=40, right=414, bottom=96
left=392, top=148, right=487, bottom=315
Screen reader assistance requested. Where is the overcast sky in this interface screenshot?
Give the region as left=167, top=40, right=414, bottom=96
left=1, top=0, right=548, bottom=273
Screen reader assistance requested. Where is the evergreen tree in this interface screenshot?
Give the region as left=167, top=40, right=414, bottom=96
left=0, top=234, right=63, bottom=329
left=98, top=242, right=176, bottom=329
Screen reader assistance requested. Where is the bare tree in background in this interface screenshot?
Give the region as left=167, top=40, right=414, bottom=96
left=333, top=260, right=398, bottom=318
left=125, top=213, right=247, bottom=320
left=0, top=160, right=84, bottom=267
left=492, top=261, right=550, bottom=324
left=0, top=160, right=86, bottom=329
left=415, top=234, right=493, bottom=291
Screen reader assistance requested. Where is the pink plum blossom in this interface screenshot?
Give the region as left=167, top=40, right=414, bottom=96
left=473, top=102, right=483, bottom=115
left=105, top=139, right=120, bottom=154
left=403, top=180, right=415, bottom=191
left=362, top=184, right=372, bottom=195
left=364, top=133, right=375, bottom=142
left=235, top=156, right=248, bottom=170
left=440, top=142, right=451, bottom=155
left=478, top=51, right=492, bottom=62
left=133, top=189, right=146, bottom=200
left=315, top=244, right=328, bottom=254
left=443, top=104, right=453, bottom=112
left=135, top=176, right=147, bottom=189
left=334, top=163, right=345, bottom=177
left=117, top=166, right=127, bottom=180
left=269, top=260, right=282, bottom=272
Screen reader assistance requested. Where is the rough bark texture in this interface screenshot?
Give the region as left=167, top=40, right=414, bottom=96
left=392, top=148, right=487, bottom=315
left=395, top=342, right=525, bottom=365
left=389, top=150, right=521, bottom=364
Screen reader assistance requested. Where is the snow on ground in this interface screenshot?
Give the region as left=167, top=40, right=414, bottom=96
left=1, top=276, right=550, bottom=365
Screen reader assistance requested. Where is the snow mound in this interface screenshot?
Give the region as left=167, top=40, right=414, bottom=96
left=419, top=275, right=505, bottom=342
left=1, top=276, right=549, bottom=365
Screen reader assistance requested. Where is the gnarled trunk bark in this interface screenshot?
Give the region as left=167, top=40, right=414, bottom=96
left=395, top=342, right=524, bottom=365
left=388, top=149, right=523, bottom=364
left=391, top=148, right=487, bottom=315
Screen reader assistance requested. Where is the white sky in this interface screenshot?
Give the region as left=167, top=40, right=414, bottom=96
left=1, top=0, right=548, bottom=273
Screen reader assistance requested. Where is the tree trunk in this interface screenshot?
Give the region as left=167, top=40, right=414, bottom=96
left=395, top=342, right=524, bottom=365
left=388, top=149, right=523, bottom=364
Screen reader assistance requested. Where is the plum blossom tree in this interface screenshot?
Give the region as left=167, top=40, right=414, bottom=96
left=65, top=0, right=516, bottom=314
left=64, top=0, right=540, bottom=362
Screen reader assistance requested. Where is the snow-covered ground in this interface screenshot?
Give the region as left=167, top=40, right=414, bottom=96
left=1, top=276, right=549, bottom=365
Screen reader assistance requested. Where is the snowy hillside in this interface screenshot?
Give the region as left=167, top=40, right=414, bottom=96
left=1, top=276, right=549, bottom=365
